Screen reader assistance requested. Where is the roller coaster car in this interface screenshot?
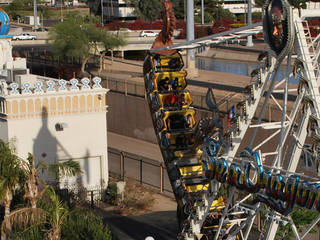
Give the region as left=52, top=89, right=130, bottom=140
left=150, top=91, right=193, bottom=112
left=210, top=196, right=225, bottom=211
left=202, top=197, right=233, bottom=234
left=179, top=163, right=203, bottom=179
left=149, top=53, right=184, bottom=73
left=145, top=70, right=187, bottom=94
left=154, top=108, right=196, bottom=133
left=160, top=130, right=194, bottom=150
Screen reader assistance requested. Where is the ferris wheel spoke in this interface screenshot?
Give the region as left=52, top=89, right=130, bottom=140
left=286, top=107, right=311, bottom=172
left=248, top=64, right=281, bottom=149
left=213, top=187, right=236, bottom=240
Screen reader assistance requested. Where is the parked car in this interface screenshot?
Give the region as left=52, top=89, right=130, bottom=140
left=139, top=30, right=158, bottom=37
left=12, top=33, right=37, bottom=40
left=116, top=28, right=133, bottom=36
left=119, top=28, right=132, bottom=32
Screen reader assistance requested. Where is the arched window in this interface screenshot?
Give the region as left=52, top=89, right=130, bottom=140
left=57, top=97, right=63, bottom=113
left=35, top=99, right=41, bottom=116
left=72, top=96, right=78, bottom=113
left=87, top=95, right=93, bottom=111
left=50, top=98, right=57, bottom=113
left=27, top=99, right=34, bottom=115
left=20, top=100, right=26, bottom=117
left=65, top=96, right=71, bottom=113
left=80, top=95, right=86, bottom=112
left=12, top=100, right=18, bottom=116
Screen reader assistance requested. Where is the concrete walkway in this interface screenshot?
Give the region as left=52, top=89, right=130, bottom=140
left=108, top=131, right=162, bottom=162
left=101, top=55, right=252, bottom=88
left=97, top=194, right=178, bottom=240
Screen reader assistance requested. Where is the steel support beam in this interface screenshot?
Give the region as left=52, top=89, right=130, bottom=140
left=33, top=0, right=38, bottom=30
left=186, top=0, right=197, bottom=77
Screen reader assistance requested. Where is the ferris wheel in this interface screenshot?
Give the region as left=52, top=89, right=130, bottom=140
left=144, top=0, right=320, bottom=239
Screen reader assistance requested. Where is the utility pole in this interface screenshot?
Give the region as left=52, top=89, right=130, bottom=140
left=33, top=0, right=38, bottom=30
left=60, top=0, right=63, bottom=22
left=201, top=0, right=204, bottom=25
left=246, top=0, right=253, bottom=46
left=184, top=0, right=186, bottom=21
left=101, top=0, right=104, bottom=24
left=186, top=0, right=198, bottom=77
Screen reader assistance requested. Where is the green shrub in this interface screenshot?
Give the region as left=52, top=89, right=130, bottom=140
left=8, top=225, right=45, bottom=240
left=104, top=183, right=118, bottom=205
left=61, top=208, right=113, bottom=240
left=194, top=12, right=214, bottom=24
left=252, top=12, right=262, bottom=20
left=276, top=206, right=320, bottom=240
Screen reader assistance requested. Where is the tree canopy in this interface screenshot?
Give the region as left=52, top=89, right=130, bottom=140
left=289, top=0, right=307, bottom=10
left=125, top=0, right=162, bottom=21
left=255, top=0, right=266, bottom=8
left=126, top=0, right=235, bottom=23
left=172, top=0, right=185, bottom=20
left=49, top=12, right=126, bottom=73
left=195, top=0, right=236, bottom=22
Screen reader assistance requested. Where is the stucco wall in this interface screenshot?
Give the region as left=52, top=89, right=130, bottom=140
left=7, top=111, right=108, bottom=189
left=0, top=77, right=109, bottom=190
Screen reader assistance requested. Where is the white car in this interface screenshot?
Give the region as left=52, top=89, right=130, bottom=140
left=140, top=30, right=158, bottom=37
left=12, top=33, right=37, bottom=41
left=119, top=28, right=132, bottom=32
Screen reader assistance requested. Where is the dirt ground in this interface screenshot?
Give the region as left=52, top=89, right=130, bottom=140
left=96, top=184, right=178, bottom=240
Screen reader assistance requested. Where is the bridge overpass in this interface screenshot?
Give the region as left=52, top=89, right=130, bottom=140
left=10, top=30, right=184, bottom=52
left=10, top=37, right=185, bottom=52
left=11, top=39, right=155, bottom=51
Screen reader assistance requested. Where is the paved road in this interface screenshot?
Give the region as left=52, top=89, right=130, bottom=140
left=96, top=194, right=178, bottom=240
left=100, top=209, right=178, bottom=240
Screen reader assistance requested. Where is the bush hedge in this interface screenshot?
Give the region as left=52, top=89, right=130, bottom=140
left=61, top=208, right=113, bottom=240
left=104, top=19, right=186, bottom=31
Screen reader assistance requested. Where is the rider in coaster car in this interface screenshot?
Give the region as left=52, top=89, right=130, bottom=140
left=159, top=77, right=170, bottom=91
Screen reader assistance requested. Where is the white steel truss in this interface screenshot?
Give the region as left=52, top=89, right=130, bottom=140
left=149, top=8, right=320, bottom=240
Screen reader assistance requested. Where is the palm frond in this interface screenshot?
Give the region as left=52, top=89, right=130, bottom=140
left=44, top=187, right=69, bottom=228
left=0, top=139, right=26, bottom=204
left=1, top=207, right=47, bottom=235
left=49, top=160, right=82, bottom=178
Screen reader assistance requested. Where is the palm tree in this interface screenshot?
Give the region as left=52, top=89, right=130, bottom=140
left=0, top=139, right=25, bottom=240
left=1, top=152, right=82, bottom=239
left=1, top=187, right=68, bottom=240
left=23, top=153, right=82, bottom=209
left=23, top=153, right=47, bottom=209
left=43, top=187, right=69, bottom=240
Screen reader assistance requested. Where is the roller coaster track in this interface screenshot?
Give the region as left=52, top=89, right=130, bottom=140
left=143, top=2, right=320, bottom=239
left=149, top=22, right=263, bottom=53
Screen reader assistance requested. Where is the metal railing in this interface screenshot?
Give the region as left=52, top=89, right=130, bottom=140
left=104, top=77, right=283, bottom=122
left=108, top=147, right=173, bottom=196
